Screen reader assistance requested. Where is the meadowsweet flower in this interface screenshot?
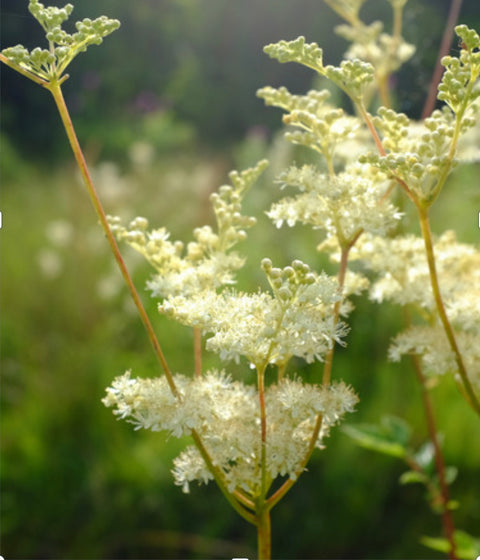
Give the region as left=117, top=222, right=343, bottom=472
left=103, top=370, right=358, bottom=494
left=389, top=326, right=480, bottom=395
left=267, top=163, right=401, bottom=250
left=352, top=231, right=480, bottom=392
left=159, top=261, right=346, bottom=368
left=351, top=231, right=480, bottom=312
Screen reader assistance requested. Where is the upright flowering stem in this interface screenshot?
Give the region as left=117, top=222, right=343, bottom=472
left=255, top=362, right=271, bottom=559
left=322, top=234, right=361, bottom=386
left=193, top=327, right=202, bottom=377
left=418, top=206, right=480, bottom=417
left=410, top=352, right=458, bottom=560
left=257, top=505, right=272, bottom=560
left=257, top=365, right=268, bottom=498
left=47, top=80, right=178, bottom=396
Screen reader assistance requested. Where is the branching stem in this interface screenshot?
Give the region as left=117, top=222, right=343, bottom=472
left=417, top=207, right=480, bottom=416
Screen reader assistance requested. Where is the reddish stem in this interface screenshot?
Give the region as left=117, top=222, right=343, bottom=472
left=421, top=0, right=464, bottom=119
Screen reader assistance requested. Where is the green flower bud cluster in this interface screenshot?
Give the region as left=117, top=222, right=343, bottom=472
left=261, top=258, right=317, bottom=304
left=28, top=0, right=73, bottom=30
left=257, top=86, right=331, bottom=114
left=257, top=86, right=360, bottom=162
left=372, top=107, right=410, bottom=152
left=211, top=159, right=267, bottom=251
left=324, top=59, right=375, bottom=101
left=263, top=37, right=375, bottom=103
left=210, top=185, right=257, bottom=250
left=337, top=21, right=415, bottom=77
left=263, top=36, right=323, bottom=72
left=363, top=109, right=457, bottom=205
left=1, top=0, right=120, bottom=83
left=284, top=107, right=350, bottom=156
left=108, top=216, right=183, bottom=271
left=456, top=23, right=480, bottom=52
left=322, top=0, right=414, bottom=108
left=335, top=21, right=383, bottom=46
left=438, top=26, right=480, bottom=114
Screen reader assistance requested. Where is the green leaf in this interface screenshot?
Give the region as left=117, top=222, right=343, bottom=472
left=421, top=530, right=480, bottom=559
left=399, top=469, right=427, bottom=486
left=342, top=415, right=411, bottom=458
left=444, top=465, right=458, bottom=485
left=413, top=440, right=435, bottom=472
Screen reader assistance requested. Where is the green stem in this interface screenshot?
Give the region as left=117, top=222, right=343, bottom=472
left=257, top=365, right=268, bottom=499
left=190, top=431, right=256, bottom=525
left=322, top=235, right=360, bottom=386
left=418, top=207, right=480, bottom=417
left=0, top=53, right=55, bottom=87
left=47, top=80, right=179, bottom=396
left=193, top=327, right=202, bottom=378
left=257, top=506, right=271, bottom=560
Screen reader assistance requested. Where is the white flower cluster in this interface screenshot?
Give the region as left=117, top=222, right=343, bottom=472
left=159, top=260, right=347, bottom=368
left=389, top=325, right=480, bottom=392
left=352, top=231, right=480, bottom=392
left=267, top=163, right=402, bottom=249
left=102, top=370, right=358, bottom=494
left=351, top=231, right=480, bottom=311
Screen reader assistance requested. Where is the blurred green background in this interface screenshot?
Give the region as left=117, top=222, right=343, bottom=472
left=1, top=0, right=480, bottom=558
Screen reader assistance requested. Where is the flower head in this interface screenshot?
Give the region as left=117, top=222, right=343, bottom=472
left=103, top=370, right=358, bottom=494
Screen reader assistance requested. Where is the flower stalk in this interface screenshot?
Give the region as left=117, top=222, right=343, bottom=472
left=47, top=81, right=178, bottom=395
left=418, top=207, right=480, bottom=417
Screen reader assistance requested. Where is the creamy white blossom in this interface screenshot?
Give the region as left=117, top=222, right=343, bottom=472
left=267, top=163, right=402, bottom=250
left=103, top=370, right=358, bottom=494
left=159, top=263, right=347, bottom=368
left=351, top=230, right=480, bottom=314
left=389, top=326, right=480, bottom=395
